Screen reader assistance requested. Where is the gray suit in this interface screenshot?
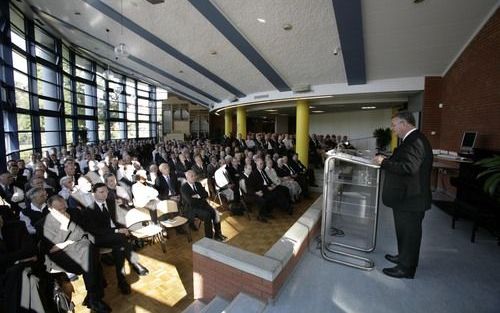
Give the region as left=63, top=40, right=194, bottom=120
left=38, top=210, right=104, bottom=298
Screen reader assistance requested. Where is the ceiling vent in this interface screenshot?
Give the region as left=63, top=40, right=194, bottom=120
left=292, top=84, right=311, bottom=93
left=254, top=94, right=269, bottom=99
left=145, top=0, right=165, bottom=4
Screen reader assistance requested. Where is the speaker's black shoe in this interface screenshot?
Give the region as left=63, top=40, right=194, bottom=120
left=189, top=222, right=199, bottom=231
left=131, top=262, right=149, bottom=276
left=382, top=266, right=415, bottom=279
left=385, top=254, right=399, bottom=264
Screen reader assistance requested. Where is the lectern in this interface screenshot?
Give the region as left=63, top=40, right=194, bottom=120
left=321, top=150, right=381, bottom=270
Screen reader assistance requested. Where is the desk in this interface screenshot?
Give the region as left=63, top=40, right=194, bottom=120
left=435, top=155, right=473, bottom=163
left=432, top=158, right=462, bottom=197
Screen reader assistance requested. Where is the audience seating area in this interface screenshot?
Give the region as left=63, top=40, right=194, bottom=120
left=0, top=132, right=326, bottom=312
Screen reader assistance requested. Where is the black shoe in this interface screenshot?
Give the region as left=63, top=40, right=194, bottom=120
left=87, top=296, right=111, bottom=313
left=385, top=254, right=399, bottom=264
left=214, top=234, right=227, bottom=242
left=265, top=214, right=275, bottom=219
left=131, top=262, right=149, bottom=276
left=257, top=215, right=268, bottom=223
left=118, top=278, right=131, bottom=295
left=382, top=266, right=415, bottom=279
left=287, top=206, right=293, bottom=215
left=189, top=222, right=199, bottom=231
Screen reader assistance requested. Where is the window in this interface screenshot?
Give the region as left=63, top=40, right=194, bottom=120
left=2, top=4, right=161, bottom=161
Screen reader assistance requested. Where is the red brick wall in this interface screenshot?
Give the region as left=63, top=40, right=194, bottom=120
left=422, top=9, right=500, bottom=151
left=421, top=77, right=443, bottom=148
left=192, top=221, right=321, bottom=304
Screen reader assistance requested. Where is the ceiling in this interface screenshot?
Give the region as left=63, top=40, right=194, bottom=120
left=15, top=0, right=499, bottom=112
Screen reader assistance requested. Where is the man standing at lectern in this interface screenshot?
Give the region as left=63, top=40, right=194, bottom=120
left=374, top=112, right=433, bottom=279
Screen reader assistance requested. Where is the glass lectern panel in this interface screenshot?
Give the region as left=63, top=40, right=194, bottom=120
left=321, top=151, right=381, bottom=270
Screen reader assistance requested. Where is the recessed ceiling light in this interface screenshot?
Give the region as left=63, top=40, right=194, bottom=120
left=309, top=106, right=316, bottom=109
left=282, top=23, right=293, bottom=31
left=265, top=109, right=277, bottom=112
left=179, top=70, right=184, bottom=73
left=209, top=50, right=217, bottom=55
left=74, top=12, right=81, bottom=15
left=361, top=106, right=376, bottom=110
left=312, top=110, right=325, bottom=113
left=257, top=18, right=266, bottom=23
left=414, top=0, right=425, bottom=3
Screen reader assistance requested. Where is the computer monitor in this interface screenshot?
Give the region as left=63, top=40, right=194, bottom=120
left=460, top=131, right=478, bottom=154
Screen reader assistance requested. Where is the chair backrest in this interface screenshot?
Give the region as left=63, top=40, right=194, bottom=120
left=125, top=208, right=151, bottom=228
left=156, top=199, right=179, bottom=215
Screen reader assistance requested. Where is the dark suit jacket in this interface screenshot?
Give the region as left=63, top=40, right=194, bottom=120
left=247, top=170, right=267, bottom=195
left=381, top=130, right=433, bottom=211
left=191, top=164, right=208, bottom=180
left=81, top=201, right=118, bottom=236
left=175, top=161, right=190, bottom=178
left=180, top=181, right=209, bottom=210
left=155, top=174, right=179, bottom=200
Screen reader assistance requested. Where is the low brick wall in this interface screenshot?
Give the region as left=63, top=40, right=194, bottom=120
left=192, top=197, right=323, bottom=303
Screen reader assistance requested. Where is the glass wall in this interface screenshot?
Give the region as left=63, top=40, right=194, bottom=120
left=0, top=4, right=161, bottom=163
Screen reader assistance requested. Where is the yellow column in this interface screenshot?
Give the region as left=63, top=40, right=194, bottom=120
left=236, top=107, right=247, bottom=138
left=224, top=109, right=233, bottom=137
left=390, top=107, right=398, bottom=151
left=295, top=100, right=309, bottom=167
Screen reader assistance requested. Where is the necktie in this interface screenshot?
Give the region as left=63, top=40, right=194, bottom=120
left=260, top=170, right=271, bottom=186
left=285, top=164, right=295, bottom=175
left=191, top=183, right=197, bottom=193
left=3, top=186, right=13, bottom=199
left=101, top=203, right=111, bottom=221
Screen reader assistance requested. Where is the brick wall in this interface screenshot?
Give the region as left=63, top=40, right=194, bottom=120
left=422, top=9, right=500, bottom=151
left=192, top=221, right=320, bottom=304
left=421, top=76, right=443, bottom=148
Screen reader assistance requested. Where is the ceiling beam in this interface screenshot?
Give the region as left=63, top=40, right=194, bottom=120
left=331, top=0, right=366, bottom=85
left=81, top=0, right=246, bottom=98
left=189, top=0, right=291, bottom=92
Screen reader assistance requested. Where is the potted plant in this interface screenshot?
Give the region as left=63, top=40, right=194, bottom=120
left=373, top=128, right=392, bottom=152
left=476, top=155, right=500, bottom=200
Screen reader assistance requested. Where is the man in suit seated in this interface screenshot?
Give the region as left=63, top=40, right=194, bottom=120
left=248, top=158, right=293, bottom=215
left=241, top=165, right=269, bottom=222
left=155, top=163, right=180, bottom=202
left=82, top=183, right=149, bottom=295
left=38, top=195, right=110, bottom=313
left=19, top=187, right=49, bottom=236
left=181, top=170, right=226, bottom=241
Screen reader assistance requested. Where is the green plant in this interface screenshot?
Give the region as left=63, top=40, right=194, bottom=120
left=476, top=155, right=500, bottom=198
left=373, top=128, right=392, bottom=151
